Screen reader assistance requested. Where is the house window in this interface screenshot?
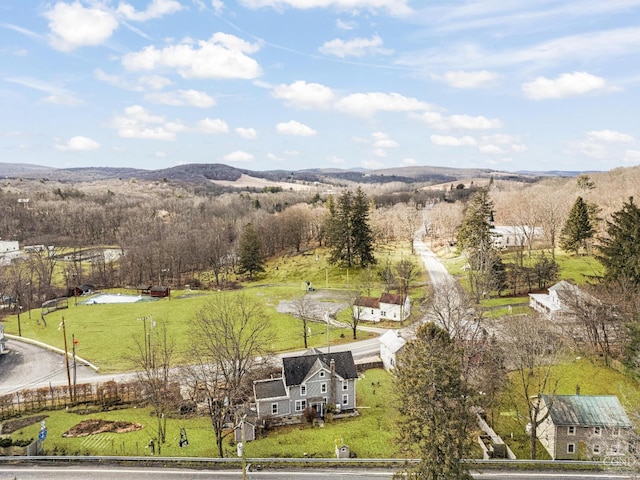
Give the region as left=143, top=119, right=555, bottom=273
left=321, top=383, right=327, bottom=394
left=342, top=394, right=348, bottom=405
left=594, top=426, right=602, bottom=436
left=593, top=445, right=601, bottom=454
left=613, top=427, right=620, bottom=436
left=567, top=443, right=575, bottom=454
left=342, top=381, right=348, bottom=391
left=381, top=311, right=387, bottom=317
left=371, top=309, right=374, bottom=314
left=567, top=426, right=575, bottom=435
left=393, top=313, right=396, bottom=318
left=295, top=399, right=307, bottom=412
left=300, top=385, right=307, bottom=396
left=610, top=445, right=619, bottom=454
left=271, top=403, right=278, bottom=415
left=319, top=371, right=325, bottom=378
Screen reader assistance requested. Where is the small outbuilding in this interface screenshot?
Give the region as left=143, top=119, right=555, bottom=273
left=150, top=286, right=170, bottom=298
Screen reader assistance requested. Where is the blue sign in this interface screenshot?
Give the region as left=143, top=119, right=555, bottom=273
left=38, top=428, right=48, bottom=442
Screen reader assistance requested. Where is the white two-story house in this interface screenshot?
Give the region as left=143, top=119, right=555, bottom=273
left=353, top=293, right=410, bottom=323
left=253, top=349, right=358, bottom=422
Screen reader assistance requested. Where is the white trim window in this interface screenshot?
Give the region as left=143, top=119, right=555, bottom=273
left=295, top=399, right=307, bottom=412
left=613, top=427, right=620, bottom=436
left=342, top=394, right=348, bottom=405
left=342, top=381, right=348, bottom=391
left=300, top=384, right=307, bottom=396
left=567, top=426, right=575, bottom=435
left=594, top=426, right=602, bottom=436
left=321, top=383, right=327, bottom=394
left=567, top=443, right=575, bottom=454
left=271, top=403, right=278, bottom=415
left=319, top=371, right=325, bottom=378
left=593, top=444, right=601, bottom=454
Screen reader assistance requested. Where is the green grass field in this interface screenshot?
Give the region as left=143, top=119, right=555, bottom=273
left=3, top=244, right=425, bottom=373
left=493, top=357, right=640, bottom=459
left=8, top=368, right=401, bottom=459
left=3, top=286, right=370, bottom=373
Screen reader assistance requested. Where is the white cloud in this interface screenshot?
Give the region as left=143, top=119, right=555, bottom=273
left=402, top=158, right=417, bottom=166
left=236, top=127, right=257, bottom=139
left=319, top=35, right=393, bottom=58
left=478, top=144, right=503, bottom=154
left=435, top=70, right=499, bottom=89
left=398, top=27, right=640, bottom=72
left=283, top=150, right=299, bottom=156
left=430, top=135, right=477, bottom=147
left=371, top=131, right=399, bottom=152
left=44, top=2, right=118, bottom=51
left=237, top=0, right=412, bottom=16
left=267, top=153, right=281, bottom=161
left=43, top=93, right=84, bottom=106
left=196, top=118, right=229, bottom=134
left=139, top=75, right=173, bottom=90
left=372, top=149, right=387, bottom=157
left=276, top=120, right=317, bottom=136
left=625, top=150, right=640, bottom=161
left=144, top=89, right=216, bottom=107
left=117, top=0, right=183, bottom=21
left=328, top=155, right=345, bottom=164
left=415, top=112, right=502, bottom=130
left=335, top=92, right=432, bottom=117
left=155, top=151, right=166, bottom=157
left=511, top=144, right=527, bottom=152
left=272, top=81, right=335, bottom=109
left=336, top=19, right=357, bottom=30
left=109, top=105, right=184, bottom=140
left=55, top=135, right=100, bottom=151
left=223, top=150, right=254, bottom=162
left=587, top=130, right=634, bottom=143
left=122, top=33, right=262, bottom=79
left=522, top=71, right=607, bottom=100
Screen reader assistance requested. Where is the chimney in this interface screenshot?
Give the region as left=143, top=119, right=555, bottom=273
left=329, top=358, right=336, bottom=409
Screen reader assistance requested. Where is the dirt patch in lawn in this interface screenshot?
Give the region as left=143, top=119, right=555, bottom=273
left=62, top=419, right=144, bottom=437
left=1, top=415, right=47, bottom=434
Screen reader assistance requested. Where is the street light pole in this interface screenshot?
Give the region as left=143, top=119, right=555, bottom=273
left=26, top=282, right=31, bottom=320
left=17, top=305, right=22, bottom=337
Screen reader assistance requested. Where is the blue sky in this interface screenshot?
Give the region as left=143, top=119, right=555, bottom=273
left=1, top=0, right=640, bottom=173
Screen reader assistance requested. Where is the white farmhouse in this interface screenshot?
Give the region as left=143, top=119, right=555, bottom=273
left=353, top=293, right=410, bottom=323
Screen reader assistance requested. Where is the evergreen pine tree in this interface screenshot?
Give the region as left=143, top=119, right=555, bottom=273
left=351, top=187, right=375, bottom=267
left=596, top=197, right=640, bottom=286
left=395, top=323, right=474, bottom=480
left=237, top=223, right=265, bottom=279
left=326, top=188, right=376, bottom=268
left=560, top=196, right=594, bottom=254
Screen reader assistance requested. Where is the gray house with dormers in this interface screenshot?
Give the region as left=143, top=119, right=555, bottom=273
left=253, top=349, right=358, bottom=421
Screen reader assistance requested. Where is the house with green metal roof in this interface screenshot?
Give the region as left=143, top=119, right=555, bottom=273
left=536, top=394, right=633, bottom=460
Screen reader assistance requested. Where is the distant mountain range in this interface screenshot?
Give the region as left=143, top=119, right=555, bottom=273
left=0, top=162, right=578, bottom=187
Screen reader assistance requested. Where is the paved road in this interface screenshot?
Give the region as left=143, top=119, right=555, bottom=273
left=0, top=224, right=453, bottom=394
left=0, top=465, right=634, bottom=480
left=0, top=337, right=134, bottom=395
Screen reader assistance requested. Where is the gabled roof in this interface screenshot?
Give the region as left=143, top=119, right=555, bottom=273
left=354, top=296, right=379, bottom=308
left=282, top=351, right=358, bottom=387
left=541, top=395, right=632, bottom=428
left=253, top=378, right=287, bottom=400
left=380, top=293, right=404, bottom=305
left=379, top=330, right=406, bottom=353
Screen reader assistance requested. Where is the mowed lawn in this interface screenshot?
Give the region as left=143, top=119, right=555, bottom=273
left=3, top=244, right=425, bottom=373
left=3, top=286, right=369, bottom=373
left=9, top=369, right=400, bottom=459
left=493, top=357, right=640, bottom=459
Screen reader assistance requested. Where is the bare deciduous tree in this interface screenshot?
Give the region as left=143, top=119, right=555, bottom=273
left=500, top=313, right=563, bottom=459
left=127, top=318, right=177, bottom=455
left=186, top=294, right=274, bottom=457
left=291, top=293, right=319, bottom=348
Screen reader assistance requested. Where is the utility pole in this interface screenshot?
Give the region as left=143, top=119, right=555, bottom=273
left=61, top=317, right=73, bottom=403
left=72, top=334, right=78, bottom=402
